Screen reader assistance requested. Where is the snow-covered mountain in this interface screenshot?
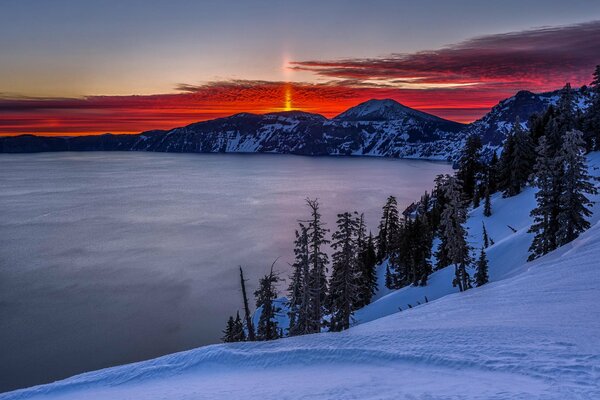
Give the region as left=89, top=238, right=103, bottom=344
left=0, top=89, right=590, bottom=160
left=464, top=88, right=591, bottom=145
left=3, top=153, right=599, bottom=399
left=0, top=99, right=466, bottom=160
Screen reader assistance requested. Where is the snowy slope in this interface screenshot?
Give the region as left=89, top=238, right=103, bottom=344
left=3, top=154, right=599, bottom=399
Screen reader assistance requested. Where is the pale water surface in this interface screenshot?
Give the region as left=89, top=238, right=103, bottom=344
left=0, top=152, right=452, bottom=392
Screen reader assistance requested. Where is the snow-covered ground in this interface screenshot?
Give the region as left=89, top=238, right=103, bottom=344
left=3, top=154, right=600, bottom=399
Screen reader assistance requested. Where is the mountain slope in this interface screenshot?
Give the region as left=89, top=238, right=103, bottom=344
left=3, top=154, right=599, bottom=400
left=464, top=88, right=591, bottom=145
left=0, top=100, right=467, bottom=160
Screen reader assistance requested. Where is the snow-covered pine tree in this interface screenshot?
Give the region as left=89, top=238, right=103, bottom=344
left=304, top=198, right=329, bottom=333
left=439, top=177, right=472, bottom=291
left=584, top=65, right=600, bottom=150
left=376, top=196, right=400, bottom=262
left=456, top=135, right=483, bottom=201
left=254, top=262, right=281, bottom=341
left=287, top=223, right=310, bottom=336
left=556, top=130, right=598, bottom=245
left=555, top=83, right=576, bottom=134
left=222, top=315, right=235, bottom=342
left=528, top=136, right=561, bottom=260
left=504, top=117, right=536, bottom=197
left=328, top=212, right=361, bottom=332
left=474, top=247, right=489, bottom=287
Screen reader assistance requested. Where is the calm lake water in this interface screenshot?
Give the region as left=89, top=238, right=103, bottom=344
left=0, top=152, right=452, bottom=391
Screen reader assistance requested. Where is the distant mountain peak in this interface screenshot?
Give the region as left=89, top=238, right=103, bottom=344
left=334, top=98, right=445, bottom=122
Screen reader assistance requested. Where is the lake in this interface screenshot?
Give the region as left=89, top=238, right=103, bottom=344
left=0, top=152, right=452, bottom=391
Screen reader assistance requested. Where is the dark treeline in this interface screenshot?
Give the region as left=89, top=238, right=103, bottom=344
left=223, top=66, right=599, bottom=343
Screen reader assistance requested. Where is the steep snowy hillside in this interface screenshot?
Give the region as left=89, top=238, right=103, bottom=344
left=3, top=154, right=599, bottom=400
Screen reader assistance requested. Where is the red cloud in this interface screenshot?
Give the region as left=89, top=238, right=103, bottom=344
left=290, top=21, right=600, bottom=90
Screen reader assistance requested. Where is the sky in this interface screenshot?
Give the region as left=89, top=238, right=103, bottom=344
left=1, top=0, right=599, bottom=136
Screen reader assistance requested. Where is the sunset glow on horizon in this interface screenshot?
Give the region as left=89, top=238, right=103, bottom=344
left=1, top=1, right=599, bottom=136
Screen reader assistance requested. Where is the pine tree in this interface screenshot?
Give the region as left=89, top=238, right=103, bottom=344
left=222, top=315, right=236, bottom=342
left=432, top=176, right=452, bottom=270
left=328, top=212, right=361, bottom=332
left=304, top=198, right=329, bottom=333
left=456, top=135, right=483, bottom=200
left=555, top=83, right=576, bottom=134
left=287, top=223, right=310, bottom=336
left=356, top=232, right=378, bottom=307
left=232, top=311, right=246, bottom=342
left=508, top=118, right=536, bottom=196
left=384, top=263, right=393, bottom=289
left=584, top=65, right=600, bottom=150
left=474, top=247, right=489, bottom=287
left=556, top=130, right=598, bottom=245
left=430, top=174, right=450, bottom=231
left=498, top=132, right=515, bottom=194
left=376, top=196, right=400, bottom=261
left=528, top=136, right=561, bottom=260
left=487, top=152, right=500, bottom=194
left=438, top=177, right=472, bottom=291
left=483, top=184, right=492, bottom=217
left=472, top=185, right=481, bottom=208
left=254, top=261, right=281, bottom=341
left=482, top=222, right=490, bottom=248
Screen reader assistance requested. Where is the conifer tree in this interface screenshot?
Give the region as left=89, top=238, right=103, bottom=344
left=507, top=118, right=536, bottom=196
left=438, top=177, right=471, bottom=291
left=356, top=232, right=378, bottom=307
left=556, top=130, right=598, bottom=245
left=287, top=223, right=310, bottom=336
left=482, top=222, right=490, bottom=248
left=474, top=247, right=489, bottom=287
left=304, top=198, right=329, bottom=333
left=498, top=132, right=515, bottom=194
left=254, top=261, right=281, bottom=341
left=555, top=83, right=576, bottom=134
left=232, top=311, right=246, bottom=342
left=483, top=184, right=492, bottom=217
left=584, top=65, right=600, bottom=150
left=472, top=185, right=481, bottom=208
left=376, top=196, right=400, bottom=261
left=457, top=135, right=483, bottom=201
left=222, top=316, right=236, bottom=342
left=432, top=175, right=452, bottom=270
left=384, top=263, right=393, bottom=289
left=487, top=152, right=500, bottom=194
left=328, top=212, right=360, bottom=332
left=528, top=136, right=561, bottom=260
